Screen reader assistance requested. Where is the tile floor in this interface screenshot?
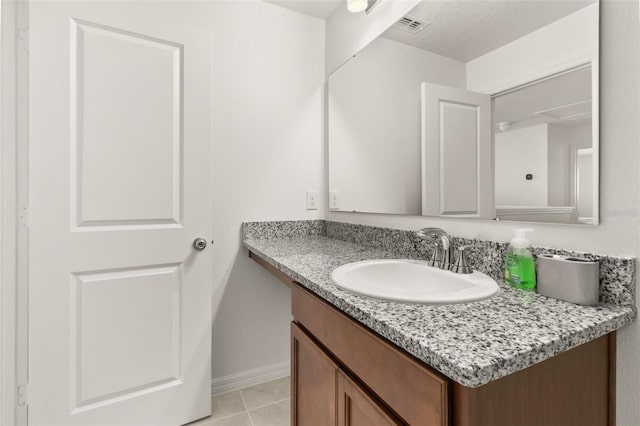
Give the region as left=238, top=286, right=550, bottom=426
left=188, top=377, right=290, bottom=426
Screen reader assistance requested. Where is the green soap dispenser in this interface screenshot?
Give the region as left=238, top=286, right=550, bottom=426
left=504, top=228, right=537, bottom=290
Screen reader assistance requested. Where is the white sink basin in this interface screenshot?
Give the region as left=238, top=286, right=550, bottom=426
left=331, top=259, right=499, bottom=304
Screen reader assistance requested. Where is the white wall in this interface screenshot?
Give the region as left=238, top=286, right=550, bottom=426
left=570, top=121, right=594, bottom=147
left=466, top=3, right=598, bottom=94
left=153, top=1, right=325, bottom=382
left=325, top=0, right=640, bottom=422
left=495, top=125, right=549, bottom=206
left=547, top=124, right=572, bottom=206
left=207, top=1, right=324, bottom=381
left=329, top=37, right=466, bottom=215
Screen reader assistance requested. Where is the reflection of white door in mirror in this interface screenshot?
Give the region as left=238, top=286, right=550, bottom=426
left=575, top=148, right=594, bottom=224
left=421, top=83, right=493, bottom=218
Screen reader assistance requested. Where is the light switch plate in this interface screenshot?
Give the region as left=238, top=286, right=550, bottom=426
left=329, top=191, right=340, bottom=210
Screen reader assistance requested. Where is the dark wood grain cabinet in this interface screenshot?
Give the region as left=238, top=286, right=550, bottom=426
left=291, top=323, right=402, bottom=426
left=337, top=370, right=401, bottom=426
left=290, top=283, right=615, bottom=426
left=291, top=323, right=338, bottom=426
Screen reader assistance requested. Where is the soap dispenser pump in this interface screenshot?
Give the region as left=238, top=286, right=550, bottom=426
left=505, top=229, right=536, bottom=290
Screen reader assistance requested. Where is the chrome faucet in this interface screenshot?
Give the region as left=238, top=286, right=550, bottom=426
left=416, top=227, right=454, bottom=270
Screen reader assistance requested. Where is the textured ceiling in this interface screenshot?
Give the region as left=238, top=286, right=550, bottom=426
left=262, top=0, right=343, bottom=19
left=493, top=66, right=592, bottom=131
left=382, top=0, right=595, bottom=62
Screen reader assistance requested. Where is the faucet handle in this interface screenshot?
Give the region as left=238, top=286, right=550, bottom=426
left=450, top=245, right=475, bottom=274
left=416, top=227, right=445, bottom=240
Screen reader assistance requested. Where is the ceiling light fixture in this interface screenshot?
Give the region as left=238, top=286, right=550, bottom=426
left=348, top=0, right=368, bottom=13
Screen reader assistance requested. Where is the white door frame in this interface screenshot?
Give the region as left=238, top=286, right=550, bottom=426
left=1, top=1, right=29, bottom=425
left=573, top=146, right=595, bottom=224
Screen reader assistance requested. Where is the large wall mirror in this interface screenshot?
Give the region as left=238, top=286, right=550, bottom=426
left=328, top=0, right=599, bottom=225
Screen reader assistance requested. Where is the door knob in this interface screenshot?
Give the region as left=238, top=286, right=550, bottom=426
left=192, top=238, right=207, bottom=251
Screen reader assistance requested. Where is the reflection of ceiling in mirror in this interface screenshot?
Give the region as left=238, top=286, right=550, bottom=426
left=262, top=0, right=342, bottom=19
left=493, top=66, right=592, bottom=131
left=381, top=0, right=595, bottom=62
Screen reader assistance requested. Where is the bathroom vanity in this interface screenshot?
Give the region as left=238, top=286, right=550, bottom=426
left=243, top=220, right=636, bottom=426
left=290, top=282, right=612, bottom=426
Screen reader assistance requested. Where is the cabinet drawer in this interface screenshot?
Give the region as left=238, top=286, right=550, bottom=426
left=292, top=284, right=449, bottom=426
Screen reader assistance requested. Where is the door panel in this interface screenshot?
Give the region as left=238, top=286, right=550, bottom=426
left=29, top=2, right=212, bottom=425
left=337, top=371, right=400, bottom=426
left=291, top=323, right=338, bottom=426
left=72, top=19, right=183, bottom=226
left=421, top=83, right=493, bottom=218
left=440, top=102, right=478, bottom=214
left=74, top=265, right=180, bottom=406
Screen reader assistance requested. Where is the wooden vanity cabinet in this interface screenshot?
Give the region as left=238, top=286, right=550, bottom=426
left=291, top=284, right=449, bottom=426
left=291, top=323, right=402, bottom=426
left=290, top=282, right=615, bottom=426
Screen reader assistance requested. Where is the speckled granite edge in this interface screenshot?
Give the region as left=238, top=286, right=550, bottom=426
left=242, top=220, right=325, bottom=240
left=242, top=220, right=636, bottom=306
left=242, top=236, right=636, bottom=387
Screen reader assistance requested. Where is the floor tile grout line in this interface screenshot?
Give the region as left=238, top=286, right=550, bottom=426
left=207, top=391, right=249, bottom=424
left=245, top=396, right=291, bottom=413
left=239, top=390, right=255, bottom=426
left=207, top=378, right=291, bottom=425
left=208, top=413, right=236, bottom=423
left=208, top=411, right=247, bottom=424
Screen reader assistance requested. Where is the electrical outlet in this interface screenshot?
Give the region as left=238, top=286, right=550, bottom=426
left=306, top=191, right=319, bottom=210
left=329, top=191, right=340, bottom=210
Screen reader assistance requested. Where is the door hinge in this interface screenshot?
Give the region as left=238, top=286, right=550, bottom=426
left=17, top=384, right=28, bottom=406
left=19, top=206, right=28, bottom=229
left=17, top=27, right=29, bottom=52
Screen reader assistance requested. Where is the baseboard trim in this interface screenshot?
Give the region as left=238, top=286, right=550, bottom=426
left=211, top=361, right=290, bottom=396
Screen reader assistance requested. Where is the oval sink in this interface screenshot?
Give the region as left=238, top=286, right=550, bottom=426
left=331, top=259, right=499, bottom=304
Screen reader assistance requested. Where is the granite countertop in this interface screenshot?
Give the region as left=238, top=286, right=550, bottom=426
left=243, top=233, right=636, bottom=388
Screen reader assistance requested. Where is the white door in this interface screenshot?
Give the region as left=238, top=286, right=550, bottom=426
left=28, top=2, right=213, bottom=425
left=421, top=83, right=493, bottom=218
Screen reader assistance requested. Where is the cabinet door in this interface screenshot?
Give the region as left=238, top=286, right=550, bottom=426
left=338, top=370, right=402, bottom=426
left=292, top=323, right=338, bottom=426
